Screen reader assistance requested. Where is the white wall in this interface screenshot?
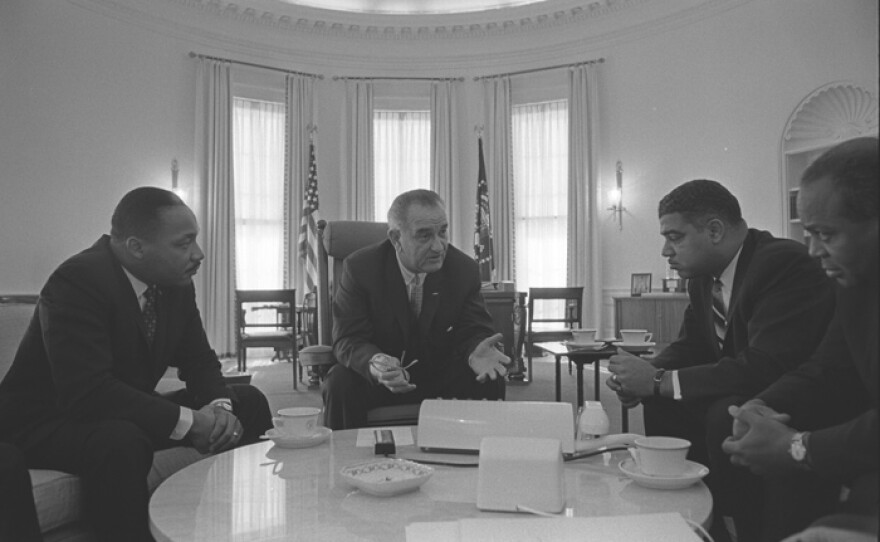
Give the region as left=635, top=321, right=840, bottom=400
left=1, top=0, right=876, bottom=334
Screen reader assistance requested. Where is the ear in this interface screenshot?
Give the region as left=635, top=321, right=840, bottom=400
left=705, top=218, right=725, bottom=243
left=388, top=229, right=402, bottom=251
left=124, top=237, right=146, bottom=260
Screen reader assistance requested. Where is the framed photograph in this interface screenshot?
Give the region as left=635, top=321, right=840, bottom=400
left=630, top=273, right=652, bottom=297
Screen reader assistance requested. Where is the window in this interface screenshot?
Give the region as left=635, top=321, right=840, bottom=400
left=512, top=99, right=569, bottom=297
left=373, top=109, right=431, bottom=221
left=232, top=97, right=286, bottom=289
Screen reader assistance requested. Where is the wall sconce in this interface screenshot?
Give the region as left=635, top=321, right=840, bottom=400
left=171, top=159, right=187, bottom=202
left=608, top=160, right=625, bottom=230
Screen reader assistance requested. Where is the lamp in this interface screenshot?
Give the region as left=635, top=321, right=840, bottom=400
left=608, top=160, right=625, bottom=230
left=171, top=159, right=187, bottom=202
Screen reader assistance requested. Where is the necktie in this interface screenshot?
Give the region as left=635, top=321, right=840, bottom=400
left=409, top=275, right=423, bottom=317
left=711, top=278, right=727, bottom=351
left=143, top=285, right=158, bottom=345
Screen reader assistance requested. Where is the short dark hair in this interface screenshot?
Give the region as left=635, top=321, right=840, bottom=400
left=387, top=189, right=445, bottom=229
left=658, top=179, right=744, bottom=228
left=110, top=187, right=184, bottom=240
left=801, top=137, right=878, bottom=222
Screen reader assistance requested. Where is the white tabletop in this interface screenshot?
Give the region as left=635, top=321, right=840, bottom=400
left=149, top=427, right=712, bottom=542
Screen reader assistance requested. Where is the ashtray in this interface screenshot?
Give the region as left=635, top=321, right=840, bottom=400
left=340, top=458, right=433, bottom=497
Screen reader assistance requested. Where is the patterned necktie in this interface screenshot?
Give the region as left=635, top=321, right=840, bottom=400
left=409, top=275, right=423, bottom=317
left=711, top=278, right=727, bottom=351
left=143, top=285, right=158, bottom=345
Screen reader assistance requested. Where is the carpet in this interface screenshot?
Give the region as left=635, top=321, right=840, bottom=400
left=226, top=354, right=644, bottom=435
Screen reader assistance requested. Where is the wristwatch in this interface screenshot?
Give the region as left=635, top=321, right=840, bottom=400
left=789, top=432, right=811, bottom=470
left=653, top=369, right=667, bottom=397
left=215, top=400, right=234, bottom=413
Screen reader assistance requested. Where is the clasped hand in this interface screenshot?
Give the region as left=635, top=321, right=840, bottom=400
left=370, top=354, right=417, bottom=394
left=605, top=348, right=655, bottom=403
left=721, top=400, right=795, bottom=475
left=189, top=405, right=243, bottom=454
left=468, top=333, right=511, bottom=382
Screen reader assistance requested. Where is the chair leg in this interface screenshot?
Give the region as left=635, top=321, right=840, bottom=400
left=526, top=344, right=533, bottom=384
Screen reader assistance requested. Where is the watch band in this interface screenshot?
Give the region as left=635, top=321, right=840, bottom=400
left=653, top=369, right=666, bottom=397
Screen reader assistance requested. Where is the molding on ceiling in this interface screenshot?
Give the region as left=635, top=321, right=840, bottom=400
left=67, top=0, right=749, bottom=74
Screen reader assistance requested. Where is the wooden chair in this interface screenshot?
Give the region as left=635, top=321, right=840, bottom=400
left=299, top=219, right=421, bottom=426
left=525, top=287, right=584, bottom=381
left=235, top=289, right=299, bottom=388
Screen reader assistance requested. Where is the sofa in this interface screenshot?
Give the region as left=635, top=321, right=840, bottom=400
left=0, top=295, right=206, bottom=542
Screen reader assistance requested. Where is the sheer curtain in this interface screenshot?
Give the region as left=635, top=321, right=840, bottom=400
left=193, top=58, right=236, bottom=356
left=372, top=110, right=430, bottom=221
left=232, top=98, right=285, bottom=289
left=512, top=100, right=569, bottom=293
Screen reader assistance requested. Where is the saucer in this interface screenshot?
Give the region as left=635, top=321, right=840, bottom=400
left=340, top=459, right=433, bottom=497
left=618, top=458, right=709, bottom=490
left=261, top=426, right=332, bottom=449
left=612, top=341, right=656, bottom=353
left=564, top=340, right=606, bottom=349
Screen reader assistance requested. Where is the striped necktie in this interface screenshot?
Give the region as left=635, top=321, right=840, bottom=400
left=143, top=285, right=158, bottom=345
left=711, top=278, right=727, bottom=351
left=409, top=275, right=423, bottom=317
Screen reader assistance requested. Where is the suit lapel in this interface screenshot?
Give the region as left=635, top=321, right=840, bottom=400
left=725, top=230, right=758, bottom=338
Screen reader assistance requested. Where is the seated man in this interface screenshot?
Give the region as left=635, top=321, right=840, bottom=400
left=0, top=187, right=272, bottom=541
left=605, top=179, right=836, bottom=541
left=322, top=189, right=509, bottom=429
left=724, top=137, right=878, bottom=542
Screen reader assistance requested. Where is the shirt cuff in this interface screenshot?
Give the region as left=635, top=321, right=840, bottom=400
left=210, top=398, right=233, bottom=412
left=671, top=370, right=682, bottom=400
left=171, top=407, right=193, bottom=440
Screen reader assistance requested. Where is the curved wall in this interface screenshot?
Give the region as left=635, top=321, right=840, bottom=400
left=1, top=0, right=877, bottom=331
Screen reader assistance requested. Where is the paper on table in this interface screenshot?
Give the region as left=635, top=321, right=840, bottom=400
left=356, top=426, right=415, bottom=447
left=406, top=513, right=701, bottom=542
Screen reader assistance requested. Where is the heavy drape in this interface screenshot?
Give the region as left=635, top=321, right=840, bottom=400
left=481, top=77, right=515, bottom=281
left=430, top=80, right=459, bottom=228
left=567, top=64, right=602, bottom=328
left=194, top=58, right=236, bottom=356
left=342, top=81, right=374, bottom=220
left=285, top=75, right=315, bottom=300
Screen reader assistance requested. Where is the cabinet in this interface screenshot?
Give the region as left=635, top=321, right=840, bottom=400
left=613, top=295, right=689, bottom=348
left=482, top=290, right=526, bottom=376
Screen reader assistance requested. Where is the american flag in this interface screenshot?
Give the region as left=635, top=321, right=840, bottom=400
left=474, top=137, right=494, bottom=282
left=298, top=142, right=321, bottom=293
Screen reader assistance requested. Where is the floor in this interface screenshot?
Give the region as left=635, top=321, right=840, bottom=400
left=224, top=351, right=645, bottom=435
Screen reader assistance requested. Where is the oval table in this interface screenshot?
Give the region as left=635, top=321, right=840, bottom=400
left=149, top=427, right=712, bottom=541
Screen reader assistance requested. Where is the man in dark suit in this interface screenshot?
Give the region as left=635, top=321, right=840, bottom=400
left=0, top=443, right=42, bottom=541
left=322, top=189, right=509, bottom=429
left=724, top=137, right=878, bottom=542
left=0, top=187, right=272, bottom=541
left=605, top=179, right=836, bottom=541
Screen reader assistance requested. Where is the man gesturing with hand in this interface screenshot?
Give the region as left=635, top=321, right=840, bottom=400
left=323, top=190, right=509, bottom=429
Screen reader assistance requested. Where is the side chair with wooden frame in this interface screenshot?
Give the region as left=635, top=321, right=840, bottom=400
left=524, top=287, right=585, bottom=381
left=235, top=289, right=298, bottom=387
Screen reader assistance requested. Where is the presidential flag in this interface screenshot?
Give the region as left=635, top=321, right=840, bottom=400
left=474, top=137, right=495, bottom=282
left=298, top=142, right=321, bottom=293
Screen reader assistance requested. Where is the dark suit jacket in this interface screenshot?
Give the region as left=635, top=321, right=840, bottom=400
left=332, top=240, right=495, bottom=393
left=652, top=229, right=834, bottom=399
left=758, top=274, right=878, bottom=486
left=0, top=236, right=231, bottom=447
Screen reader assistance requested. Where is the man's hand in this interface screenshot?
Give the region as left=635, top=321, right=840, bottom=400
left=721, top=405, right=797, bottom=475
left=189, top=406, right=243, bottom=454
left=468, top=333, right=511, bottom=382
left=729, top=399, right=790, bottom=440
left=370, top=354, right=417, bottom=394
left=606, top=348, right=656, bottom=398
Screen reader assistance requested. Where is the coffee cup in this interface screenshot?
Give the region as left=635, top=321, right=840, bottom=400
left=571, top=328, right=598, bottom=344
left=272, top=407, right=321, bottom=437
left=631, top=436, right=690, bottom=476
left=620, top=329, right=652, bottom=344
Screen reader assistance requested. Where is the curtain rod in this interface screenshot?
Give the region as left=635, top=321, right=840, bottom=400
left=473, top=58, right=604, bottom=81
left=332, top=76, right=465, bottom=82
left=188, top=52, right=324, bottom=80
